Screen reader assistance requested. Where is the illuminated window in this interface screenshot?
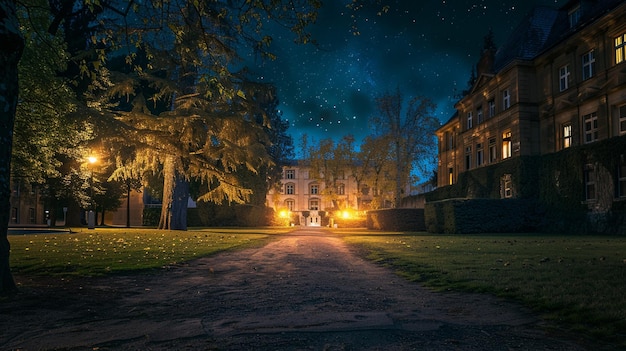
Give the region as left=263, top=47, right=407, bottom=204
left=477, top=107, right=483, bottom=124
left=502, top=132, right=512, bottom=159
left=584, top=112, right=598, bottom=143
left=488, top=99, right=496, bottom=118
left=448, top=167, right=454, bottom=185
left=309, top=199, right=319, bottom=210
left=337, top=183, right=345, bottom=195
left=310, top=184, right=319, bottom=195
left=467, top=112, right=473, bottom=129
left=582, top=50, right=595, bottom=80
left=616, top=33, right=626, bottom=65
left=285, top=183, right=295, bottom=195
left=503, top=89, right=510, bottom=110
left=585, top=165, right=596, bottom=201
left=563, top=124, right=572, bottom=149
left=618, top=105, right=626, bottom=135
left=559, top=65, right=570, bottom=91
left=488, top=137, right=497, bottom=163
left=285, top=169, right=295, bottom=179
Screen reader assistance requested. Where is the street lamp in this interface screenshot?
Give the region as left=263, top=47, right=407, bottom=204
left=87, top=156, right=97, bottom=229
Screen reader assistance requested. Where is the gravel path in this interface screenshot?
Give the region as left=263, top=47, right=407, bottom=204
left=1, top=228, right=588, bottom=350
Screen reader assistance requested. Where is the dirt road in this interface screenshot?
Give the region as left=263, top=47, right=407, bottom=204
left=1, top=228, right=587, bottom=350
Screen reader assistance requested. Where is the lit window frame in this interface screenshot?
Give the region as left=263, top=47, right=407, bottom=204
left=563, top=124, right=572, bottom=149
left=615, top=33, right=626, bottom=65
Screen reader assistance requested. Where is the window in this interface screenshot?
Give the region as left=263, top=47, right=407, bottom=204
left=502, top=89, right=511, bottom=110
left=309, top=199, right=319, bottom=210
left=310, top=184, right=319, bottom=195
left=448, top=167, right=454, bottom=185
left=337, top=183, right=345, bottom=195
left=467, top=112, right=473, bottom=129
left=582, top=50, right=595, bottom=80
left=584, top=112, right=598, bottom=143
left=465, top=146, right=472, bottom=170
left=446, top=132, right=454, bottom=150
left=559, top=65, right=570, bottom=91
left=285, top=169, right=295, bottom=179
left=477, top=107, right=483, bottom=124
left=618, top=105, right=626, bottom=135
left=488, top=99, right=496, bottom=118
left=476, top=143, right=484, bottom=166
left=28, top=208, right=36, bottom=224
left=569, top=5, right=580, bottom=28
left=618, top=156, right=626, bottom=198
left=285, top=199, right=295, bottom=211
left=489, top=137, right=497, bottom=163
left=585, top=165, right=596, bottom=201
left=616, top=33, right=626, bottom=65
left=563, top=124, right=572, bottom=149
left=617, top=155, right=626, bottom=197
left=502, top=132, right=512, bottom=159
left=11, top=207, right=18, bottom=224
left=285, top=183, right=295, bottom=195
left=501, top=174, right=513, bottom=198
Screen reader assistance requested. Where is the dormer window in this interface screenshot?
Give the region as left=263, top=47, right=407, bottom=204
left=568, top=5, right=581, bottom=28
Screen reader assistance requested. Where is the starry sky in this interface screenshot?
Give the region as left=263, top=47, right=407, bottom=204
left=250, top=0, right=565, bottom=145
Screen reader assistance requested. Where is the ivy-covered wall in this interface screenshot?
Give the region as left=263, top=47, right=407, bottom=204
left=426, top=135, right=626, bottom=234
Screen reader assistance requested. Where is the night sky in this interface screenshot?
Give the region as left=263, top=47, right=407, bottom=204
left=249, top=0, right=565, bottom=146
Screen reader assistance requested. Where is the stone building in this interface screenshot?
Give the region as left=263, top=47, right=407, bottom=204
left=265, top=161, right=388, bottom=226
left=433, top=0, right=626, bottom=232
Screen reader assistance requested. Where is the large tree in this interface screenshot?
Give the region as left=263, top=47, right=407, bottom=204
left=0, top=0, right=320, bottom=294
left=370, top=89, right=439, bottom=206
left=0, top=0, right=24, bottom=295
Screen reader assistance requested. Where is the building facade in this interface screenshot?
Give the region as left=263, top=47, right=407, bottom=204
left=8, top=180, right=47, bottom=226
left=435, top=0, right=626, bottom=231
left=265, top=161, right=382, bottom=226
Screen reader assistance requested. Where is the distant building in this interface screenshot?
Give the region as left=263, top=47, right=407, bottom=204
left=8, top=180, right=47, bottom=226
left=434, top=0, right=626, bottom=232
left=265, top=161, right=394, bottom=226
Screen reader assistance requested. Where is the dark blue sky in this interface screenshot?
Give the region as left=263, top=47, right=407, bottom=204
left=249, top=0, right=565, bottom=144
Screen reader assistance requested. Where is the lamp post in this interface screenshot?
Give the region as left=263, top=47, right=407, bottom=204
left=87, top=156, right=97, bottom=229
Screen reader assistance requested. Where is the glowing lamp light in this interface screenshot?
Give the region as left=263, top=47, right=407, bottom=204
left=88, top=156, right=98, bottom=164
left=342, top=211, right=350, bottom=219
left=279, top=210, right=289, bottom=218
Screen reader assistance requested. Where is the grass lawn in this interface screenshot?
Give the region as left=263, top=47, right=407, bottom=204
left=337, top=229, right=626, bottom=348
left=8, top=227, right=288, bottom=276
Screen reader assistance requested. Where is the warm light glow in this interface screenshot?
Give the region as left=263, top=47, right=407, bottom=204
left=88, top=156, right=98, bottom=164
left=279, top=210, right=289, bottom=218
left=342, top=210, right=351, bottom=219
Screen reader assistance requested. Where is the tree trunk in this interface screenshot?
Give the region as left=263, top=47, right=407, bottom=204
left=158, top=155, right=188, bottom=230
left=0, top=0, right=25, bottom=295
left=126, top=182, right=131, bottom=228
